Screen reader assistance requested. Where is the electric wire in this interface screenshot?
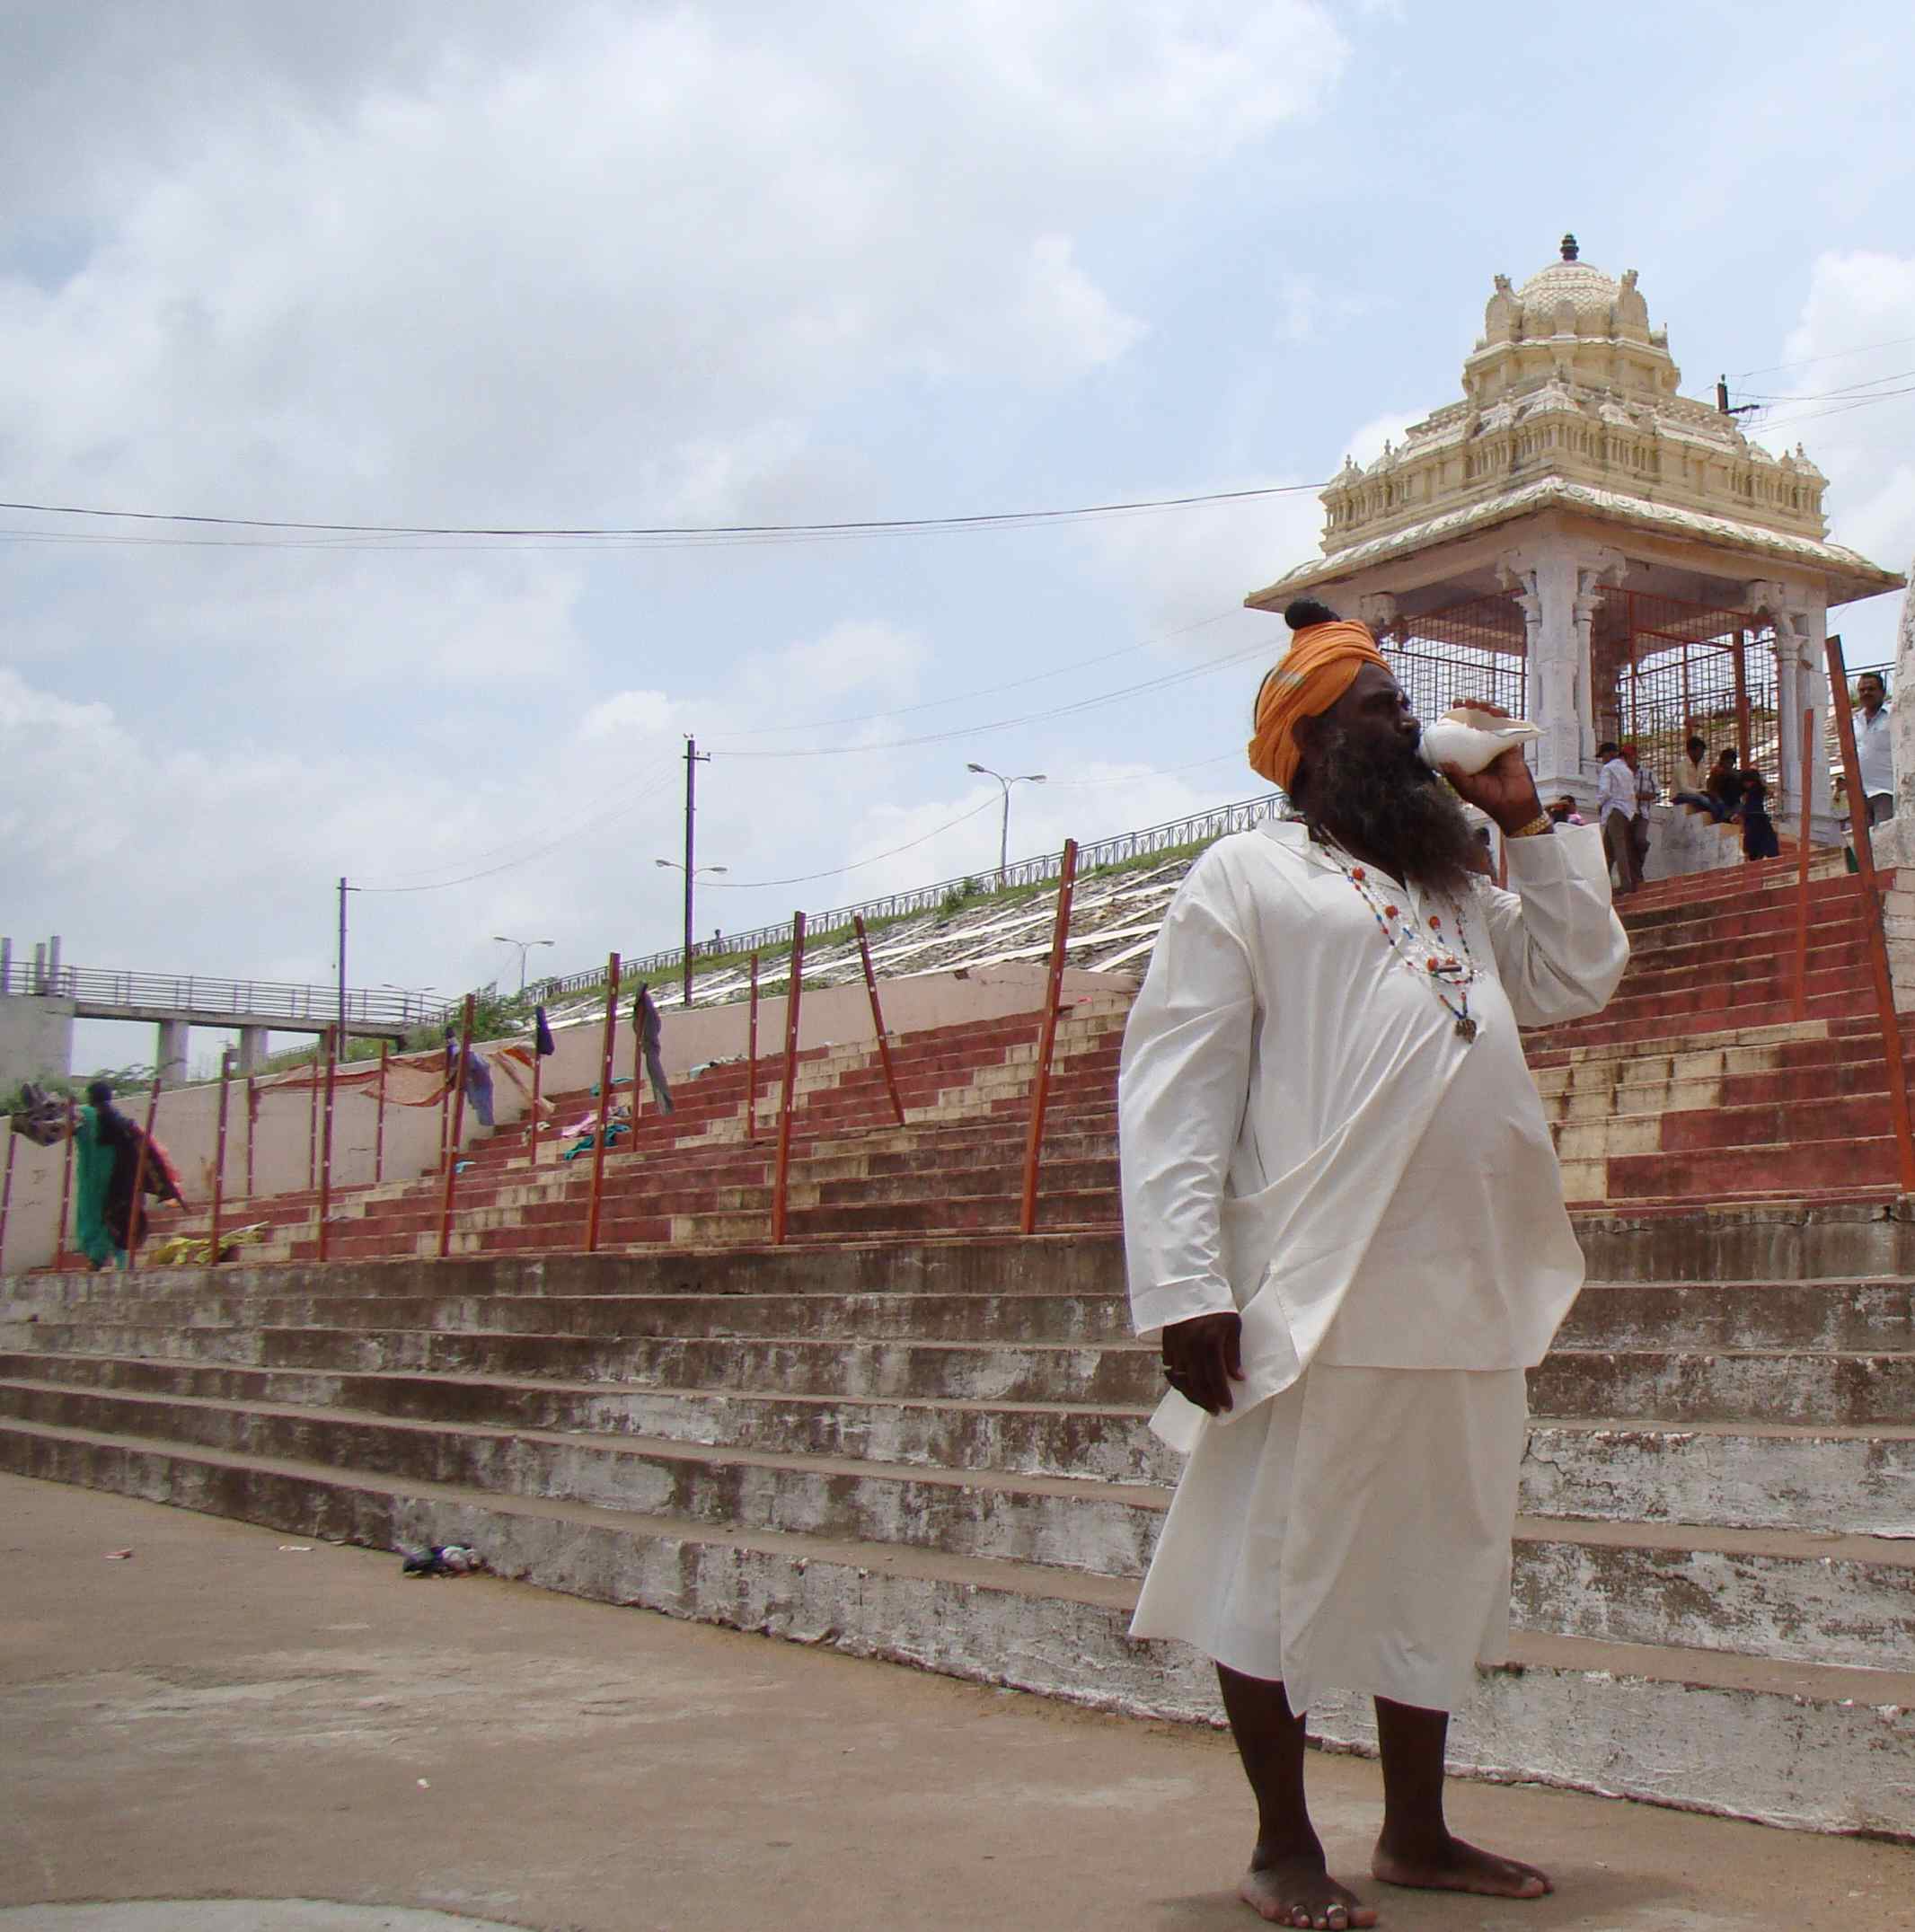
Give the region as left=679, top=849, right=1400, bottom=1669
left=0, top=479, right=1328, bottom=548
left=1045, top=749, right=1245, bottom=788
left=1745, top=386, right=1915, bottom=436
left=1732, top=331, right=1915, bottom=380
left=699, top=797, right=1001, bottom=889
left=355, top=770, right=679, bottom=894
left=719, top=637, right=1275, bottom=759
left=709, top=610, right=1240, bottom=738
left=1737, top=367, right=1915, bottom=403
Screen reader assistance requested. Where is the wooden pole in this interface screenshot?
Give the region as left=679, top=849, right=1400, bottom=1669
left=126, top=1077, right=162, bottom=1271
left=1825, top=635, right=1915, bottom=1196
left=317, top=1028, right=338, bottom=1263
left=584, top=955, right=621, bottom=1253
left=770, top=915, right=806, bottom=1245
left=209, top=1052, right=232, bottom=1266
left=436, top=994, right=476, bottom=1260
left=853, top=915, right=906, bottom=1127
left=374, top=1043, right=389, bottom=1185
left=54, top=1099, right=75, bottom=1271
left=1019, top=840, right=1080, bottom=1236
left=307, top=1060, right=319, bottom=1190
left=746, top=954, right=760, bottom=1144
left=1793, top=707, right=1815, bottom=1021
left=0, top=1131, right=16, bottom=1276
left=244, top=1077, right=257, bottom=1199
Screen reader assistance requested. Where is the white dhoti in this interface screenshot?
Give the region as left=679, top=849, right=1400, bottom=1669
left=1130, top=1363, right=1529, bottom=1716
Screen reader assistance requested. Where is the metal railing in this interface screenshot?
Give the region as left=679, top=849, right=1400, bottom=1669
left=537, top=789, right=1285, bottom=1000
left=1, top=960, right=447, bottom=1031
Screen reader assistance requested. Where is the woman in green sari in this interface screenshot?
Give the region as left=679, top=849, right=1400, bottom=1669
left=72, top=1081, right=182, bottom=1270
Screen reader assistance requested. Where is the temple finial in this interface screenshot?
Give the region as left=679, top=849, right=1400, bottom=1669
left=1560, top=233, right=1579, bottom=262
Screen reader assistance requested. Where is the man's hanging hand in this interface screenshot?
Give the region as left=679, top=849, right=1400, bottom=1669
left=1160, top=1310, right=1246, bottom=1415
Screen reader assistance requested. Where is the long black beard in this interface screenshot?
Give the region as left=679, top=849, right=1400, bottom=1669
left=1298, top=726, right=1481, bottom=896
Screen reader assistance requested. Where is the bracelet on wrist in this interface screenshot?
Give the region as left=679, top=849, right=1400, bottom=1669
left=1506, top=812, right=1554, bottom=839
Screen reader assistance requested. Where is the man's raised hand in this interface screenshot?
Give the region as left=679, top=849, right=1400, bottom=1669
left=1160, top=1310, right=1246, bottom=1414
left=1438, top=695, right=1545, bottom=834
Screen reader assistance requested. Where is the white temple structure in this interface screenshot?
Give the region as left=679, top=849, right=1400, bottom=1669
left=1249, top=236, right=1904, bottom=858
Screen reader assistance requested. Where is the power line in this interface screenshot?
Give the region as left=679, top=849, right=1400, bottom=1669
left=1738, top=367, right=1915, bottom=403
left=1046, top=749, right=1244, bottom=789
left=344, top=625, right=1277, bottom=892
left=356, top=770, right=679, bottom=893
left=721, top=637, right=1275, bottom=760
left=709, top=610, right=1240, bottom=739
left=1732, top=331, right=1915, bottom=381
left=701, top=797, right=1001, bottom=888
left=0, top=479, right=1329, bottom=549
left=1746, top=385, right=1915, bottom=436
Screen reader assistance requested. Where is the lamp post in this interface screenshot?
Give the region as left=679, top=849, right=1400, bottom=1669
left=492, top=936, right=555, bottom=997
left=380, top=983, right=437, bottom=1027
left=655, top=860, right=729, bottom=1006
left=966, top=763, right=1046, bottom=887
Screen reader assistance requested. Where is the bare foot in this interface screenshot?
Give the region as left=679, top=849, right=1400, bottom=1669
left=1240, top=1851, right=1380, bottom=1928
left=1372, top=1831, right=1550, bottom=1899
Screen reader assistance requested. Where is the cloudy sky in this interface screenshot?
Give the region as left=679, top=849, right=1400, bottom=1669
left=3, top=0, right=1911, bottom=1071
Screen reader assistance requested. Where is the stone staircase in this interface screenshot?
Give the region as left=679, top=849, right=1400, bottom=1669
left=6, top=852, right=1915, bottom=1836
left=1, top=1223, right=1911, bottom=1835
left=151, top=996, right=1132, bottom=1265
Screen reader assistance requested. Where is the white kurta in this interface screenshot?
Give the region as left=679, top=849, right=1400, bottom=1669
left=1120, top=818, right=1628, bottom=1712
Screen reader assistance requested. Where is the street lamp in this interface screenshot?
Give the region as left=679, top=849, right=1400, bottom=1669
left=966, top=763, right=1046, bottom=887
left=656, top=860, right=729, bottom=1007
left=492, top=935, right=555, bottom=997
left=380, top=982, right=437, bottom=1026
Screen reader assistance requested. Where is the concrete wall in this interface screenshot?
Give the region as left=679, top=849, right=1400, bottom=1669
left=0, top=960, right=1133, bottom=1276
left=0, top=995, right=75, bottom=1095
left=1640, top=802, right=1743, bottom=884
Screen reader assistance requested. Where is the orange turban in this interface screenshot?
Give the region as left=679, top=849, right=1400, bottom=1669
left=1247, top=619, right=1389, bottom=791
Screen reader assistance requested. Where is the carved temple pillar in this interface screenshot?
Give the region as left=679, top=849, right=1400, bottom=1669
left=1499, top=540, right=1623, bottom=803
left=1747, top=579, right=1833, bottom=836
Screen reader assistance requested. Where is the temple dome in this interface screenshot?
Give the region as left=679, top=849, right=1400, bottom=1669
left=1515, top=256, right=1622, bottom=329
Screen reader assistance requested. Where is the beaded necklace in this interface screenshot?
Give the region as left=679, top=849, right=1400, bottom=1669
left=1319, top=838, right=1482, bottom=1043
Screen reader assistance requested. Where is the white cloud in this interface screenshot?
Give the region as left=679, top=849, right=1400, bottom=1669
left=1014, top=234, right=1148, bottom=379
left=0, top=3, right=1346, bottom=536
left=578, top=691, right=675, bottom=742
left=1752, top=250, right=1915, bottom=665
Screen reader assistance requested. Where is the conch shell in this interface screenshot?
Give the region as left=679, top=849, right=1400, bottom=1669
left=1419, top=706, right=1540, bottom=776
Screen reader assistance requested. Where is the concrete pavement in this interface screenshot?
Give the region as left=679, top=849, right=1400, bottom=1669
left=3, top=1473, right=1911, bottom=1932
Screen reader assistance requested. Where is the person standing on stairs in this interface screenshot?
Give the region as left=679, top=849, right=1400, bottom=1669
left=1855, top=672, right=1895, bottom=826
left=444, top=1028, right=496, bottom=1129
left=70, top=1079, right=186, bottom=1270
left=1734, top=770, right=1781, bottom=862
left=1119, top=598, right=1628, bottom=1930
left=1623, top=745, right=1656, bottom=881
left=1596, top=741, right=1641, bottom=897
left=632, top=983, right=675, bottom=1115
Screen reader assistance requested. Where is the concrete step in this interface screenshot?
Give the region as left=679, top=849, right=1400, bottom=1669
left=13, top=1350, right=1915, bottom=1538
left=1558, top=1279, right=1915, bottom=1351
left=1521, top=1416, right=1915, bottom=1537
left=0, top=1328, right=1160, bottom=1405
left=1604, top=1135, right=1904, bottom=1202
left=1532, top=1345, right=1915, bottom=1425
left=3, top=1415, right=1910, bottom=1836
left=10, top=1274, right=1911, bottom=1359
left=4, top=1376, right=1914, bottom=1672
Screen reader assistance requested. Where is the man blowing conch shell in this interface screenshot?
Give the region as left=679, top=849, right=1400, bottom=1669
left=1119, top=599, right=1628, bottom=1928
